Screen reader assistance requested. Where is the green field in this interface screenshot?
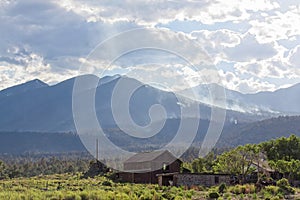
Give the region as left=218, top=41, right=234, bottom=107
left=1, top=173, right=300, bottom=200
left=1, top=135, right=300, bottom=199
left=0, top=173, right=194, bottom=200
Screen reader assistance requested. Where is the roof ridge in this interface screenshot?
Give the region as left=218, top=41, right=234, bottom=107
left=124, top=150, right=170, bottom=163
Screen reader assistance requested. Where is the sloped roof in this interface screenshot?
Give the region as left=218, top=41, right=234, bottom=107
left=251, top=160, right=275, bottom=172
left=124, top=150, right=177, bottom=163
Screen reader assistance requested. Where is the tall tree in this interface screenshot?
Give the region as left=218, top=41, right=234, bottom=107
left=191, top=151, right=215, bottom=173
left=0, top=160, right=8, bottom=179
left=261, top=134, right=300, bottom=161
left=213, top=144, right=259, bottom=183
left=269, top=159, right=300, bottom=182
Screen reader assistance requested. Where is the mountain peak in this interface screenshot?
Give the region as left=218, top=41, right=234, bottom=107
left=99, top=74, right=121, bottom=85
left=27, top=79, right=48, bottom=86
left=0, top=79, right=48, bottom=98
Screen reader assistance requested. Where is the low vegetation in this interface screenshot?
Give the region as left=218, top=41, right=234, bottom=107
left=0, top=135, right=300, bottom=199
left=0, top=173, right=194, bottom=200
left=1, top=173, right=299, bottom=200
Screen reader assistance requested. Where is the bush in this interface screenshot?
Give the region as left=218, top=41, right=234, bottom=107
left=223, top=192, right=231, bottom=199
left=162, top=192, right=175, bottom=200
left=140, top=190, right=155, bottom=200
left=246, top=184, right=256, bottom=193
left=174, top=197, right=184, bottom=200
left=115, top=193, right=130, bottom=200
left=279, top=186, right=295, bottom=195
left=276, top=178, right=289, bottom=188
left=264, top=185, right=279, bottom=195
left=228, top=184, right=256, bottom=195
left=208, top=192, right=220, bottom=199
left=102, top=180, right=112, bottom=187
left=218, top=183, right=227, bottom=193
left=229, top=185, right=243, bottom=194
left=185, top=190, right=194, bottom=198
left=262, top=190, right=272, bottom=200
left=252, top=193, right=257, bottom=199
left=63, top=194, right=81, bottom=200
left=276, top=178, right=295, bottom=195
left=239, top=193, right=244, bottom=199
left=274, top=193, right=283, bottom=199
left=79, top=192, right=89, bottom=200
left=197, top=185, right=205, bottom=191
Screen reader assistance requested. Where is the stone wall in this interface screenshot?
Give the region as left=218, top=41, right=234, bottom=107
left=174, top=173, right=231, bottom=187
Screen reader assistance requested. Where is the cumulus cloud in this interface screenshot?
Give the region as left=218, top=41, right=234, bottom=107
left=0, top=0, right=300, bottom=95
left=225, top=33, right=277, bottom=62
left=0, top=0, right=142, bottom=59
left=249, top=5, right=300, bottom=43
left=191, top=29, right=241, bottom=50
left=219, top=70, right=276, bottom=93
left=190, top=29, right=242, bottom=65
left=0, top=0, right=141, bottom=88
left=85, top=28, right=212, bottom=71
left=234, top=60, right=286, bottom=78
left=0, top=49, right=78, bottom=90
left=56, top=0, right=279, bottom=25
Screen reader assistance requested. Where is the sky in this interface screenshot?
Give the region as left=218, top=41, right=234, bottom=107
left=0, top=0, right=300, bottom=93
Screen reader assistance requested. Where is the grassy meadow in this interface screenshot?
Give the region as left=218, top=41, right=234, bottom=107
left=0, top=173, right=194, bottom=200
left=1, top=173, right=300, bottom=200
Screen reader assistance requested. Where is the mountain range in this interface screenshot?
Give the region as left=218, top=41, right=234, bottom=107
left=0, top=75, right=300, bottom=154
left=180, top=83, right=300, bottom=115
left=0, top=74, right=267, bottom=132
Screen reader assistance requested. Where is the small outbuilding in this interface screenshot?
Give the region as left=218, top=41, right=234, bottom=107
left=117, top=150, right=182, bottom=184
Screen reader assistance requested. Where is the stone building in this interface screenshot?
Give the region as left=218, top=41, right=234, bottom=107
left=157, top=173, right=232, bottom=187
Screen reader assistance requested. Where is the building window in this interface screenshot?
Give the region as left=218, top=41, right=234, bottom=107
left=163, top=163, right=169, bottom=172
left=215, top=176, right=219, bottom=184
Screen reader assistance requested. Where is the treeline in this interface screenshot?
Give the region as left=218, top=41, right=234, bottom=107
left=185, top=134, right=300, bottom=184
left=0, top=132, right=86, bottom=154
left=1, top=135, right=300, bottom=185
left=0, top=152, right=92, bottom=179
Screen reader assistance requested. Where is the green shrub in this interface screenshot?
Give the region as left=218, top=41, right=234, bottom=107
left=240, top=193, right=244, bottom=199
left=279, top=186, right=295, bottom=195
left=246, top=184, right=256, bottom=193
left=276, top=178, right=289, bottom=188
left=185, top=190, right=194, bottom=198
left=162, top=192, right=175, bottom=200
left=63, top=193, right=81, bottom=200
left=115, top=193, right=130, bottom=200
left=274, top=193, right=283, bottom=199
left=264, top=185, right=279, bottom=195
left=276, top=178, right=295, bottom=195
left=230, top=185, right=242, bottom=194
left=197, top=185, right=205, bottom=191
left=208, top=192, right=220, bottom=199
left=79, top=192, right=89, bottom=200
left=223, top=192, right=231, bottom=199
left=174, top=196, right=184, bottom=200
left=252, top=193, right=257, bottom=199
left=139, top=190, right=153, bottom=200
left=218, top=183, right=227, bottom=193
left=102, top=180, right=112, bottom=187
left=263, top=191, right=272, bottom=200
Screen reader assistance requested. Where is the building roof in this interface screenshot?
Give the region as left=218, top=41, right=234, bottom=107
left=156, top=172, right=231, bottom=177
left=251, top=160, right=275, bottom=172
left=124, top=150, right=178, bottom=163
left=156, top=172, right=180, bottom=177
